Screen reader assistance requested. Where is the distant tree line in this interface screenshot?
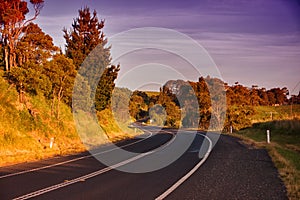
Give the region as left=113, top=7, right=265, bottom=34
left=128, top=76, right=294, bottom=130
left=0, top=1, right=119, bottom=119
left=289, top=91, right=300, bottom=105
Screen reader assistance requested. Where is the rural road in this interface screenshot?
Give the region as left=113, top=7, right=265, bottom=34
left=0, top=127, right=287, bottom=200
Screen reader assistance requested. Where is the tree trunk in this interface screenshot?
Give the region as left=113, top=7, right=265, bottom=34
left=8, top=42, right=16, bottom=69
left=56, top=86, right=64, bottom=120
left=4, top=47, right=9, bottom=71
left=51, top=90, right=55, bottom=117
left=9, top=52, right=13, bottom=70
left=56, top=99, right=60, bottom=120
left=12, top=50, right=16, bottom=67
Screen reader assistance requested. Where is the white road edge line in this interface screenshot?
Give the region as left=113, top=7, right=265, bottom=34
left=0, top=130, right=153, bottom=179
left=13, top=131, right=176, bottom=200
left=155, top=133, right=212, bottom=200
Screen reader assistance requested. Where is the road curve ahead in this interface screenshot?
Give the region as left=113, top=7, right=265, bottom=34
left=0, top=129, right=287, bottom=200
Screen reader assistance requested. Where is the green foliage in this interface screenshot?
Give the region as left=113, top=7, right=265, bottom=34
left=128, top=76, right=291, bottom=130
left=72, top=74, right=92, bottom=112
left=290, top=91, right=300, bottom=105
left=95, top=65, right=120, bottom=111
left=0, top=0, right=44, bottom=71
left=111, top=87, right=132, bottom=123
left=205, top=77, right=226, bottom=130
left=224, top=84, right=288, bottom=130
left=176, top=83, right=199, bottom=128
left=44, top=54, right=76, bottom=118
left=63, top=7, right=107, bottom=69
left=225, top=105, right=255, bottom=131
left=44, top=54, right=76, bottom=103
left=0, top=5, right=130, bottom=165
left=64, top=7, right=118, bottom=112
left=0, top=71, right=19, bottom=118
left=156, top=85, right=181, bottom=127
left=227, top=84, right=288, bottom=106
left=129, top=90, right=150, bottom=120
left=226, top=84, right=251, bottom=105
left=16, top=23, right=59, bottom=65
left=9, top=62, right=51, bottom=96
left=8, top=54, right=76, bottom=119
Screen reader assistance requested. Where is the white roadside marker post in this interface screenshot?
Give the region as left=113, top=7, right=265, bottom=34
left=230, top=126, right=233, bottom=134
left=266, top=130, right=270, bottom=144
left=50, top=137, right=54, bottom=149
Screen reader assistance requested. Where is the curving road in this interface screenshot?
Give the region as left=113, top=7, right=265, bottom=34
left=0, top=127, right=287, bottom=200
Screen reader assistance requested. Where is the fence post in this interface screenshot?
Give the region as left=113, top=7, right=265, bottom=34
left=266, top=130, right=270, bottom=144
left=50, top=137, right=54, bottom=148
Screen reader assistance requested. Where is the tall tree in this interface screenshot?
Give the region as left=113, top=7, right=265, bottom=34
left=0, top=0, right=44, bottom=71
left=227, top=84, right=250, bottom=106
left=205, top=76, right=226, bottom=130
left=16, top=23, right=59, bottom=65
left=289, top=91, right=300, bottom=105
left=225, top=105, right=254, bottom=131
left=250, top=86, right=261, bottom=106
left=157, top=86, right=181, bottom=128
left=64, top=7, right=119, bottom=112
left=63, top=7, right=107, bottom=69
left=44, top=54, right=76, bottom=119
left=258, top=88, right=269, bottom=105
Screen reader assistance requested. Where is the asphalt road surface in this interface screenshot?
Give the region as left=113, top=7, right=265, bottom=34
left=0, top=127, right=287, bottom=200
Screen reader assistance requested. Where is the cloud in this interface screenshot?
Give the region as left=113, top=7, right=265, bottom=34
left=29, top=0, right=300, bottom=94
left=192, top=32, right=300, bottom=92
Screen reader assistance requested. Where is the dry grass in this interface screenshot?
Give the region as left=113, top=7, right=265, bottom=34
left=144, top=91, right=160, bottom=97
left=269, top=147, right=300, bottom=199
left=0, top=75, right=84, bottom=166
left=230, top=119, right=300, bottom=200
left=0, top=72, right=146, bottom=167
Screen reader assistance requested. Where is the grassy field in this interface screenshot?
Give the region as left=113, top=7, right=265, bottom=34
left=251, top=105, right=300, bottom=122
left=144, top=91, right=160, bottom=97
left=236, top=114, right=300, bottom=199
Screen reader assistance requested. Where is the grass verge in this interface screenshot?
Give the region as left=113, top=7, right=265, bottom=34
left=232, top=118, right=300, bottom=200
left=0, top=74, right=142, bottom=167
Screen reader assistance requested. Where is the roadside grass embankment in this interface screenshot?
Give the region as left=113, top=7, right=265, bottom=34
left=233, top=106, right=300, bottom=200
left=0, top=74, right=85, bottom=166
left=0, top=75, right=138, bottom=167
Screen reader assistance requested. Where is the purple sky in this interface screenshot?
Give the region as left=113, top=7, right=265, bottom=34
left=31, top=0, right=300, bottom=94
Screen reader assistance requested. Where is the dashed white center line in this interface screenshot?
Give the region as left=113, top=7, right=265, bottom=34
left=0, top=131, right=153, bottom=179
left=12, top=130, right=176, bottom=200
